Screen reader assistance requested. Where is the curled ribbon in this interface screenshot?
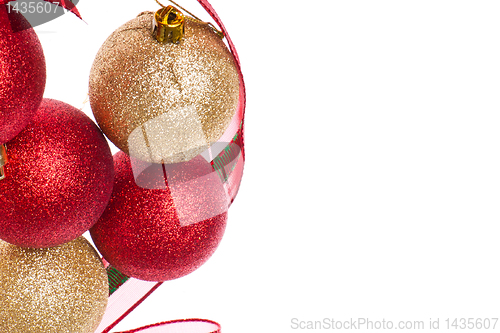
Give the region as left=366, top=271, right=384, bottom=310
left=0, top=0, right=82, bottom=19
left=114, top=319, right=221, bottom=333
left=94, top=1, right=245, bottom=332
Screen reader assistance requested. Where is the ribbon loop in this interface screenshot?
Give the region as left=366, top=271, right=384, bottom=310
left=117, top=319, right=221, bottom=333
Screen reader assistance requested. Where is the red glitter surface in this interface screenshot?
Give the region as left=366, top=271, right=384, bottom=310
left=0, top=6, right=46, bottom=144
left=0, top=99, right=114, bottom=248
left=90, top=151, right=227, bottom=282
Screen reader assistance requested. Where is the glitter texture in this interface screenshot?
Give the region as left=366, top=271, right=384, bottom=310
left=89, top=12, right=240, bottom=164
left=90, top=151, right=227, bottom=281
left=0, top=237, right=108, bottom=333
left=0, top=99, right=114, bottom=248
left=0, top=5, right=46, bottom=144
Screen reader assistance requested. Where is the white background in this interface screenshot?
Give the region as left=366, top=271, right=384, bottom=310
left=30, top=0, right=500, bottom=332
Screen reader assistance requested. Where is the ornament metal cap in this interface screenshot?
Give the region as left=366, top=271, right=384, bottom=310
left=153, top=5, right=185, bottom=44
left=153, top=0, right=224, bottom=42
left=0, top=144, right=7, bottom=180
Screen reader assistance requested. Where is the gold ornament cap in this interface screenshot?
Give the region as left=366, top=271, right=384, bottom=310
left=153, top=5, right=185, bottom=43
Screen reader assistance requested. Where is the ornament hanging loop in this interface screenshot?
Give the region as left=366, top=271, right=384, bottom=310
left=0, top=144, right=7, bottom=180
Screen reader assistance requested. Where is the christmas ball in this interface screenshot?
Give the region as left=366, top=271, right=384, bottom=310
left=0, top=99, right=114, bottom=248
left=0, top=5, right=46, bottom=144
left=90, top=151, right=228, bottom=281
left=0, top=237, right=108, bottom=333
left=89, top=11, right=240, bottom=164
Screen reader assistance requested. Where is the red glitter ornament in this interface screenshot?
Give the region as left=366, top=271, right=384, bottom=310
left=0, top=99, right=114, bottom=248
left=0, top=5, right=46, bottom=144
left=90, top=151, right=228, bottom=281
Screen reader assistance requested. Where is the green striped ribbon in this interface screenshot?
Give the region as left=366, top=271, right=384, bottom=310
left=107, top=266, right=130, bottom=295
left=211, top=123, right=243, bottom=183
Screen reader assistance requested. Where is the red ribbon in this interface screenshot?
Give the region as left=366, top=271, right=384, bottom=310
left=117, top=319, right=221, bottom=333
left=0, top=0, right=82, bottom=19
left=94, top=1, right=245, bottom=332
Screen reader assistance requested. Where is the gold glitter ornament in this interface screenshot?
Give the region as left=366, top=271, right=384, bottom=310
left=89, top=10, right=240, bottom=164
left=0, top=237, right=108, bottom=333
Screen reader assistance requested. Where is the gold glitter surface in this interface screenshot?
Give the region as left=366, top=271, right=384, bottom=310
left=89, top=12, right=240, bottom=164
left=0, top=237, right=108, bottom=333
